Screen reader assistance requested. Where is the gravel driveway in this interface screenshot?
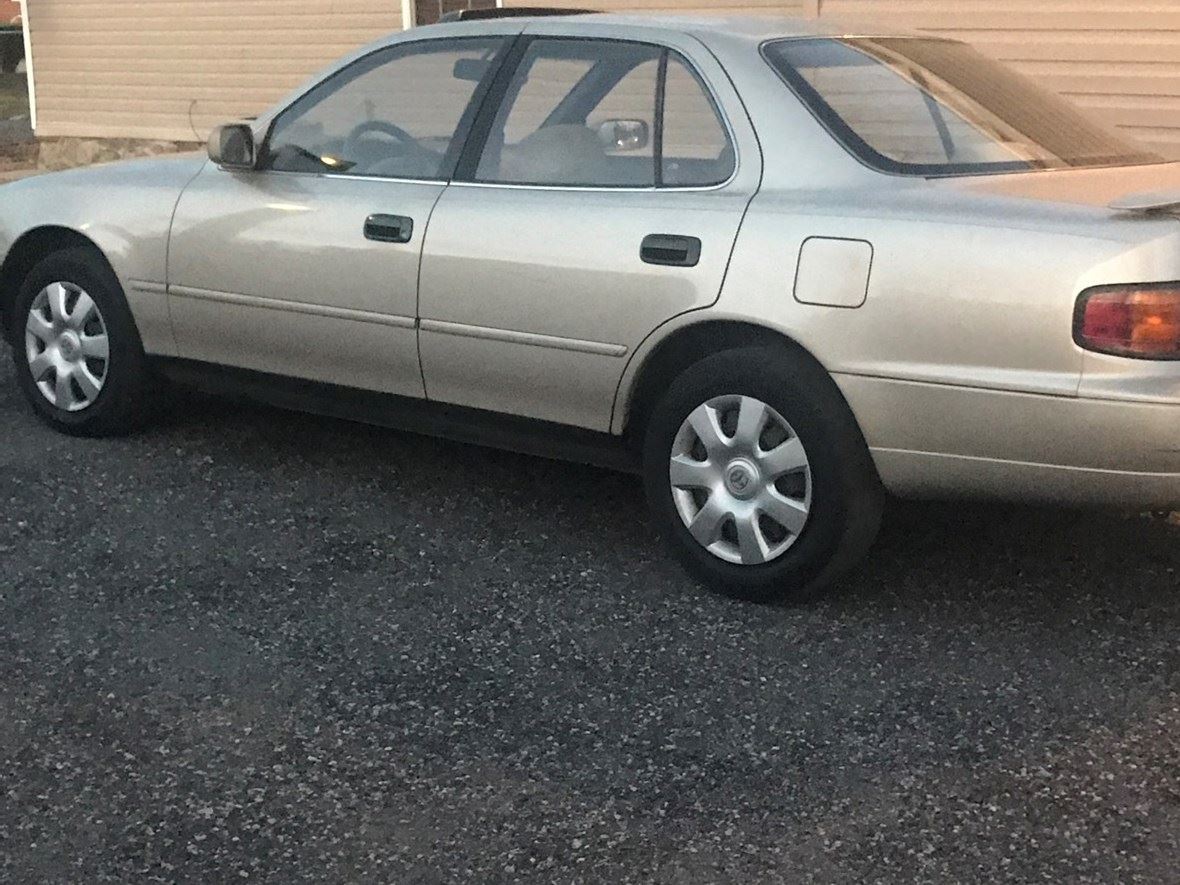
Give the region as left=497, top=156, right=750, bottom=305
left=1, top=353, right=1177, bottom=883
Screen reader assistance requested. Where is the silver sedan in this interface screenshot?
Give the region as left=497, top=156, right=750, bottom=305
left=1, top=12, right=1178, bottom=602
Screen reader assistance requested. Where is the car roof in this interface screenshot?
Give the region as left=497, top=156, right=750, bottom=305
left=417, top=12, right=923, bottom=44
left=557, top=13, right=899, bottom=37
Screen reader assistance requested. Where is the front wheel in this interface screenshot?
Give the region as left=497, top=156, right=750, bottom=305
left=642, top=345, right=883, bottom=603
left=10, top=248, right=154, bottom=436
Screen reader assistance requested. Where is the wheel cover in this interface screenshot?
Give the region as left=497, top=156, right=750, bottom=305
left=669, top=394, right=812, bottom=566
left=24, top=282, right=110, bottom=413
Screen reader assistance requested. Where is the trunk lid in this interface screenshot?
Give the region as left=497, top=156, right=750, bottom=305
left=938, top=162, right=1180, bottom=214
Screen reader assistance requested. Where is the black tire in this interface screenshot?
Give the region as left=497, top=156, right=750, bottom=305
left=10, top=247, right=154, bottom=437
left=642, top=345, right=884, bottom=604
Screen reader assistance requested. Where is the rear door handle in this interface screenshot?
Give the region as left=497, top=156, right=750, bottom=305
left=364, top=214, right=414, bottom=244
left=641, top=234, right=701, bottom=268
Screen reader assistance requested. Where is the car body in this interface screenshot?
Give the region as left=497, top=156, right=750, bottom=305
left=2, top=13, right=1178, bottom=600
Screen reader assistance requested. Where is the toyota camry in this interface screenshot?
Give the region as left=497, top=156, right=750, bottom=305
left=2, top=11, right=1178, bottom=601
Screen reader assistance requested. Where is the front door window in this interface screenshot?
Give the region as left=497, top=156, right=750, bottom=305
left=263, top=38, right=505, bottom=180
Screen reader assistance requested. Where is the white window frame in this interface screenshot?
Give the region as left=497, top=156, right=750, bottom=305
left=17, top=0, right=34, bottom=129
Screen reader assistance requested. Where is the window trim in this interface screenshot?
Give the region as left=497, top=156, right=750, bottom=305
left=761, top=36, right=1167, bottom=180
left=453, top=34, right=740, bottom=192
left=653, top=49, right=668, bottom=188
left=254, top=36, right=513, bottom=184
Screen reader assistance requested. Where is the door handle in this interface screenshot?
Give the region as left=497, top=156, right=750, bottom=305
left=641, top=234, right=701, bottom=268
left=364, top=214, right=414, bottom=244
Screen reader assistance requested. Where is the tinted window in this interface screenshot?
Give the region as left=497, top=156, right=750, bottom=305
left=764, top=38, right=1163, bottom=177
left=587, top=56, right=659, bottom=166
left=661, top=54, right=734, bottom=187
left=264, top=38, right=504, bottom=179
left=474, top=39, right=735, bottom=188
left=500, top=54, right=601, bottom=146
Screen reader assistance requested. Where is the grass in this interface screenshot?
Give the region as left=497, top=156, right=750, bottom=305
left=0, top=71, right=29, bottom=120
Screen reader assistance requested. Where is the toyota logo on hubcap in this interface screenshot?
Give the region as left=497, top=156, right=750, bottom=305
left=724, top=460, right=760, bottom=499
left=59, top=333, right=80, bottom=361
left=728, top=467, right=751, bottom=492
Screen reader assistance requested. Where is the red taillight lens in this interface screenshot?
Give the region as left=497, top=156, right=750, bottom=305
left=1075, top=285, right=1180, bottom=359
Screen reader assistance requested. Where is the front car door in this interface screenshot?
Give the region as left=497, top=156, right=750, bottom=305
left=417, top=24, right=762, bottom=431
left=167, top=34, right=511, bottom=397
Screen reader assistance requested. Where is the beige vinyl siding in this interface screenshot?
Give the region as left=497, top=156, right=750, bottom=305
left=508, top=0, right=1180, bottom=157
left=24, top=0, right=1180, bottom=152
left=27, top=0, right=404, bottom=141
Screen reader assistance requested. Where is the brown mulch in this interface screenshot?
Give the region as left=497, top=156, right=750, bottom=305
left=0, top=139, right=36, bottom=174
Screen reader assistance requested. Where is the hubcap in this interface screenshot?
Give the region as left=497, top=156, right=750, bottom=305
left=24, top=282, right=110, bottom=412
left=669, top=394, right=812, bottom=566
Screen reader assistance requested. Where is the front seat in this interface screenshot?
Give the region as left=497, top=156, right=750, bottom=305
left=499, top=125, right=611, bottom=185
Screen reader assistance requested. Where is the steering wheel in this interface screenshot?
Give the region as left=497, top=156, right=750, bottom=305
left=343, top=120, right=420, bottom=158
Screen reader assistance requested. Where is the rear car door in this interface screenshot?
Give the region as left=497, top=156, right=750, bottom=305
left=417, top=29, right=762, bottom=431
left=167, top=35, right=509, bottom=397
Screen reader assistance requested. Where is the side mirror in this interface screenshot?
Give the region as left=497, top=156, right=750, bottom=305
left=208, top=123, right=257, bottom=170
left=596, top=119, right=650, bottom=153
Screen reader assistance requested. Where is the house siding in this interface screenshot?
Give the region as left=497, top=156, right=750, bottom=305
left=26, top=0, right=404, bottom=141
left=22, top=0, right=1180, bottom=155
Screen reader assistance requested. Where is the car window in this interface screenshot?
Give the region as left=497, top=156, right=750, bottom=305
left=264, top=38, right=505, bottom=180
left=661, top=54, right=734, bottom=187
left=500, top=56, right=598, bottom=145
left=473, top=39, right=735, bottom=188
left=586, top=57, right=658, bottom=164
left=476, top=40, right=660, bottom=187
left=764, top=38, right=1163, bottom=177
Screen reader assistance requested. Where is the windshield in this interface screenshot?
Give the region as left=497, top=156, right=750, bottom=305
left=763, top=37, right=1164, bottom=177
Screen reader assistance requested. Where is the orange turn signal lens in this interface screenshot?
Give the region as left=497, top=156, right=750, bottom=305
left=1075, top=285, right=1180, bottom=359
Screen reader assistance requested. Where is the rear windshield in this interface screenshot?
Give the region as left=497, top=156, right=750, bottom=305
left=763, top=37, right=1165, bottom=177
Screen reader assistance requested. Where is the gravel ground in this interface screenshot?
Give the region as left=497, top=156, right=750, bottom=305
left=1, top=353, right=1178, bottom=883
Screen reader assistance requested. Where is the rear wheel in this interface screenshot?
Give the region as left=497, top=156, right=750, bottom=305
left=11, top=248, right=154, bottom=436
left=642, top=345, right=883, bottom=603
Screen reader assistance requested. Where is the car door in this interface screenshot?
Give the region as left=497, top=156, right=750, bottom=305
left=167, top=35, right=509, bottom=397
left=417, top=31, right=762, bottom=431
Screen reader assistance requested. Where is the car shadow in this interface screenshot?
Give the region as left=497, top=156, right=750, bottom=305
left=150, top=386, right=1180, bottom=616
left=832, top=496, right=1179, bottom=615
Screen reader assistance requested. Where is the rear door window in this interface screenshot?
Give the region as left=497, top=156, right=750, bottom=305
left=471, top=38, right=735, bottom=188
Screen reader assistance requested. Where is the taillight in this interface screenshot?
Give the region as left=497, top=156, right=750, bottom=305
left=1075, top=284, right=1180, bottom=359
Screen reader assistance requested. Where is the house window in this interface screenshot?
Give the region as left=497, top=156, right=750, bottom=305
left=414, top=0, right=497, bottom=26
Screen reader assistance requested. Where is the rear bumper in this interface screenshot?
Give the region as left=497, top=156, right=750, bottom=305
left=869, top=449, right=1180, bottom=509
left=836, top=374, right=1180, bottom=508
